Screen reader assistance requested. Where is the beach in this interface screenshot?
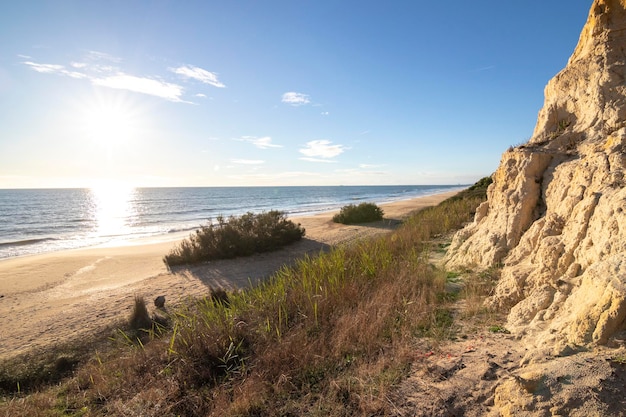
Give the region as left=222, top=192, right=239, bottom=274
left=0, top=191, right=458, bottom=360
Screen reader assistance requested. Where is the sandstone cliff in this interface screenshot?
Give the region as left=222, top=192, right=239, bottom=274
left=446, top=0, right=626, bottom=356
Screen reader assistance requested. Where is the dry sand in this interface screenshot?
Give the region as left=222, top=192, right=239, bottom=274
left=0, top=191, right=459, bottom=360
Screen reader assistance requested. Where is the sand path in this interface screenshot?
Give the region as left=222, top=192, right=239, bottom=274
left=0, top=192, right=458, bottom=360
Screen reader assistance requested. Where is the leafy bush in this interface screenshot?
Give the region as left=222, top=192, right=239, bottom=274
left=332, top=202, right=384, bottom=224
left=164, top=210, right=305, bottom=266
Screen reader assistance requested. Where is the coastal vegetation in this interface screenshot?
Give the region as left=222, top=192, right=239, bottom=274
left=163, top=210, right=305, bottom=267
left=332, top=202, right=384, bottom=224
left=0, top=178, right=495, bottom=416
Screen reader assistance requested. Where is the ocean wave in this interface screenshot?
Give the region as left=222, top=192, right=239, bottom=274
left=0, top=237, right=57, bottom=248
left=167, top=225, right=200, bottom=234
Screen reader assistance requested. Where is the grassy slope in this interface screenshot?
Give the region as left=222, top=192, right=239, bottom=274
left=1, top=179, right=492, bottom=417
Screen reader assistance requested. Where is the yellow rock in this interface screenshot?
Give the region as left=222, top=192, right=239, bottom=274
left=446, top=0, right=626, bottom=350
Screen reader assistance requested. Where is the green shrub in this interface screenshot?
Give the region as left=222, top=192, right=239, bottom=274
left=332, top=202, right=384, bottom=224
left=164, top=210, right=305, bottom=266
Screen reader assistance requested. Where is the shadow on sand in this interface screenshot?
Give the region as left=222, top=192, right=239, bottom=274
left=168, top=238, right=331, bottom=291
left=167, top=216, right=406, bottom=294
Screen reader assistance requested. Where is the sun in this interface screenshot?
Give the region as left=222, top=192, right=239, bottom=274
left=79, top=93, right=144, bottom=147
left=84, top=106, right=132, bottom=145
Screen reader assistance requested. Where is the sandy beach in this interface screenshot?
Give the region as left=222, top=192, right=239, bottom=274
left=0, top=191, right=459, bottom=360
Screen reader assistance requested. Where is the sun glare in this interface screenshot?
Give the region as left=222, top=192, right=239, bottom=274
left=84, top=106, right=132, bottom=144
left=79, top=93, right=144, bottom=148
left=89, top=181, right=136, bottom=238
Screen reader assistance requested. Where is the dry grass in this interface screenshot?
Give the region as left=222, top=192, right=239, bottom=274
left=0, top=180, right=494, bottom=416
left=128, top=296, right=152, bottom=332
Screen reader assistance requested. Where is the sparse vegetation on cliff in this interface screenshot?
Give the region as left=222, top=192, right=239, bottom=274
left=0, top=183, right=491, bottom=416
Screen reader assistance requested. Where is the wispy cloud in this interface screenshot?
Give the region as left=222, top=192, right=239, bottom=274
left=170, top=65, right=226, bottom=88
left=282, top=91, right=310, bottom=106
left=23, top=57, right=185, bottom=102
left=85, top=50, right=122, bottom=63
left=359, top=164, right=385, bottom=169
left=92, top=74, right=184, bottom=101
left=20, top=52, right=222, bottom=103
left=238, top=136, right=282, bottom=149
left=299, top=157, right=337, bottom=163
left=336, top=168, right=387, bottom=176
left=23, top=61, right=65, bottom=74
left=299, top=140, right=346, bottom=159
left=23, top=61, right=87, bottom=79
left=230, top=159, right=265, bottom=165
left=229, top=171, right=321, bottom=181
left=321, top=111, right=329, bottom=116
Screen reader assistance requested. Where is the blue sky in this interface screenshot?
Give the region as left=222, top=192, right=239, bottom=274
left=0, top=1, right=591, bottom=188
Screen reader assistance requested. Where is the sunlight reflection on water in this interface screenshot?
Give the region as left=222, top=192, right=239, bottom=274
left=89, top=183, right=137, bottom=238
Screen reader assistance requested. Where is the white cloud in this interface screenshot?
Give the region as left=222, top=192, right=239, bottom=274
left=299, top=157, right=337, bottom=163
left=23, top=61, right=88, bottom=79
left=229, top=171, right=321, bottom=181
left=321, top=111, right=329, bottom=116
left=299, top=140, right=346, bottom=159
left=336, top=168, right=387, bottom=176
left=85, top=50, right=122, bottom=63
left=230, top=159, right=265, bottom=165
left=64, top=70, right=87, bottom=79
left=239, top=136, right=282, bottom=149
left=92, top=74, right=184, bottom=101
left=195, top=93, right=207, bottom=98
left=23, top=61, right=64, bottom=73
left=359, top=164, right=385, bottom=169
left=282, top=91, right=310, bottom=106
left=170, top=65, right=226, bottom=88
left=22, top=54, right=188, bottom=103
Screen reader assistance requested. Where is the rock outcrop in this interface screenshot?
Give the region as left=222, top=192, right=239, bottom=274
left=446, top=0, right=626, bottom=356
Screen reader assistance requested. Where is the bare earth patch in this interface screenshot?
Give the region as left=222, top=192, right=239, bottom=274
left=392, top=236, right=626, bottom=416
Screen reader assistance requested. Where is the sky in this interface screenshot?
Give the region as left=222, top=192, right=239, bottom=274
left=0, top=1, right=593, bottom=189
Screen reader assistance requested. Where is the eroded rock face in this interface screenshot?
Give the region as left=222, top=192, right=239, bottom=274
left=445, top=0, right=626, bottom=352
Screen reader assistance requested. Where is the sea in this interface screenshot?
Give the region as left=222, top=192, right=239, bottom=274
left=0, top=185, right=465, bottom=259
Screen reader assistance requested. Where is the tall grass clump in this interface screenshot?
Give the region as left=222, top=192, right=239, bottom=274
left=333, top=202, right=384, bottom=224
left=1, top=180, right=492, bottom=416
left=128, top=296, right=152, bottom=332
left=164, top=210, right=305, bottom=266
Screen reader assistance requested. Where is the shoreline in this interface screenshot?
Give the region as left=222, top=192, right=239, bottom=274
left=0, top=187, right=467, bottom=262
left=0, top=190, right=460, bottom=360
